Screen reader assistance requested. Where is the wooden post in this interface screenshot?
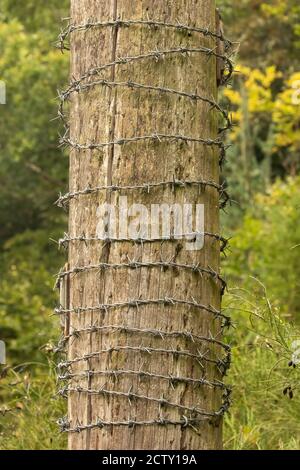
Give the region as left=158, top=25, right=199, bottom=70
left=58, top=0, right=231, bottom=450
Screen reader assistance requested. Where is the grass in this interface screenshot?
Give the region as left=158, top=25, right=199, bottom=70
left=1, top=280, right=299, bottom=450
left=224, top=279, right=300, bottom=449
left=0, top=362, right=66, bottom=450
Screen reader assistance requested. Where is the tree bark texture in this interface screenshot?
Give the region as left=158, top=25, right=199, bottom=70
left=58, top=0, right=231, bottom=450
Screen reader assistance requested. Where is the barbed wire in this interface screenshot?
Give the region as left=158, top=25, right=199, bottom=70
left=59, top=77, right=232, bottom=134
left=58, top=368, right=228, bottom=390
left=55, top=259, right=227, bottom=294
left=57, top=323, right=230, bottom=351
left=55, top=178, right=230, bottom=211
left=56, top=14, right=233, bottom=436
left=58, top=385, right=226, bottom=417
left=54, top=296, right=230, bottom=324
left=57, top=340, right=231, bottom=377
left=58, top=17, right=234, bottom=52
left=58, top=409, right=228, bottom=434
left=57, top=231, right=229, bottom=253
left=59, top=132, right=227, bottom=166
left=57, top=384, right=231, bottom=434
left=57, top=344, right=231, bottom=375
left=61, top=78, right=232, bottom=131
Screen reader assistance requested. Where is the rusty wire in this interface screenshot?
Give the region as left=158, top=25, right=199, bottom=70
left=56, top=15, right=233, bottom=435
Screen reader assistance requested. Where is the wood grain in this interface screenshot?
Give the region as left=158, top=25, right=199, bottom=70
left=66, top=0, right=222, bottom=450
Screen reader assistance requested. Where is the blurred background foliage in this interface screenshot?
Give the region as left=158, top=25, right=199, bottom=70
left=0, top=0, right=68, bottom=448
left=0, top=0, right=299, bottom=449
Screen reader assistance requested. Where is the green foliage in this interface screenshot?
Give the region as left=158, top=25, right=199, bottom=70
left=221, top=64, right=300, bottom=228
left=0, top=229, right=64, bottom=365
left=218, top=0, right=300, bottom=225
left=0, top=229, right=66, bottom=449
left=224, top=280, right=300, bottom=450
left=0, top=0, right=69, bottom=36
left=0, top=365, right=66, bottom=450
left=0, top=1, right=68, bottom=450
left=223, top=175, right=300, bottom=449
left=0, top=19, right=68, bottom=241
left=219, top=0, right=300, bottom=69
left=273, top=72, right=300, bottom=160
left=225, top=176, right=300, bottom=319
left=0, top=0, right=299, bottom=451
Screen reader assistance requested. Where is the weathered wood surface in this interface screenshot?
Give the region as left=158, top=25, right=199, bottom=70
left=66, top=0, right=222, bottom=450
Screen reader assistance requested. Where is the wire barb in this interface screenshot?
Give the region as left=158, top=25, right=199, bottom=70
left=55, top=14, right=233, bottom=434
